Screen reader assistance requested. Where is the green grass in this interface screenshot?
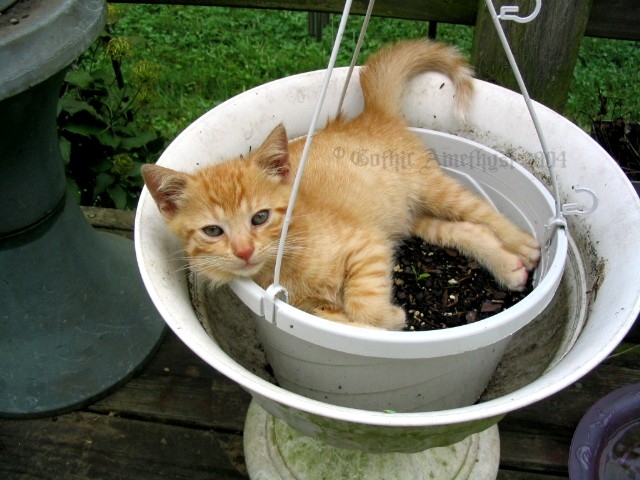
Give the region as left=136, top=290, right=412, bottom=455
left=105, top=4, right=475, bottom=140
left=567, top=36, right=640, bottom=125
left=100, top=4, right=640, bottom=145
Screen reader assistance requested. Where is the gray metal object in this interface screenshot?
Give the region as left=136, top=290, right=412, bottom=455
left=0, top=1, right=18, bottom=13
left=0, top=0, right=165, bottom=417
left=0, top=0, right=104, bottom=98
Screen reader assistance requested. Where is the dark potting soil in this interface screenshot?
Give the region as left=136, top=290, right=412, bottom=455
left=391, top=119, right=638, bottom=332
left=394, top=237, right=533, bottom=331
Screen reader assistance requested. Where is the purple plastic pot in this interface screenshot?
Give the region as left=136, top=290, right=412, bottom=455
left=569, top=383, right=640, bottom=479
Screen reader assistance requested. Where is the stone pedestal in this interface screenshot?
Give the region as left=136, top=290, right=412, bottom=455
left=243, top=401, right=500, bottom=479
left=0, top=0, right=165, bottom=417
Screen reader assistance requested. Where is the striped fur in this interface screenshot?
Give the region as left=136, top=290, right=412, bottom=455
left=142, top=40, right=540, bottom=330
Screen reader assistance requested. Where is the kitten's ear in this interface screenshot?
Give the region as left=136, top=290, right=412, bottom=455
left=141, top=164, right=189, bottom=220
left=254, top=124, right=290, bottom=183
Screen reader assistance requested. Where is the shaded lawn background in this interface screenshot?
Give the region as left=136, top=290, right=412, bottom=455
left=60, top=4, right=640, bottom=208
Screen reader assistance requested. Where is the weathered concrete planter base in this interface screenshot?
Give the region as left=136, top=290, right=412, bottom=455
left=243, top=401, right=500, bottom=480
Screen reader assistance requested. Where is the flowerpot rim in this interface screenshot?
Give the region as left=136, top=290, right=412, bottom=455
left=229, top=132, right=569, bottom=358
left=135, top=68, right=640, bottom=429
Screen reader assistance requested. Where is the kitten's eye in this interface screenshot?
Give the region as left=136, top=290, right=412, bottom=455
left=202, top=225, right=224, bottom=237
left=251, top=210, right=270, bottom=226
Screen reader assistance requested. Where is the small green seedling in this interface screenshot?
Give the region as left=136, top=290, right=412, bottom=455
left=412, top=266, right=431, bottom=282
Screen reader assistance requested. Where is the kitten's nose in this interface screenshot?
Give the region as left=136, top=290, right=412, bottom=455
left=233, top=245, right=254, bottom=262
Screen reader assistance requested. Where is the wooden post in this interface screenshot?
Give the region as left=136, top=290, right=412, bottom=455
left=308, top=11, right=330, bottom=41
left=471, top=0, right=594, bottom=112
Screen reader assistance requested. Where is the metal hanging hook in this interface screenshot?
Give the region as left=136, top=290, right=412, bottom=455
left=487, top=0, right=599, bottom=251
left=499, top=0, right=542, bottom=23
left=562, top=187, right=599, bottom=216
left=546, top=187, right=599, bottom=244
left=263, top=284, right=289, bottom=324
left=484, top=0, right=564, bottom=223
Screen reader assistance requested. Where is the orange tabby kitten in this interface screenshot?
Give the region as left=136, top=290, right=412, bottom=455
left=142, top=40, right=541, bottom=330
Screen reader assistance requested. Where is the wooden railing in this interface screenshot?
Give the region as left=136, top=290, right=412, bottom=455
left=111, top=0, right=639, bottom=40
left=110, top=0, right=639, bottom=112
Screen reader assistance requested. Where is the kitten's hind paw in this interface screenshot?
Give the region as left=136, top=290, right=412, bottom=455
left=354, top=305, right=407, bottom=330
left=312, top=306, right=351, bottom=324
left=516, top=236, right=541, bottom=271
left=506, top=262, right=530, bottom=292
left=493, top=254, right=530, bottom=292
left=503, top=231, right=541, bottom=271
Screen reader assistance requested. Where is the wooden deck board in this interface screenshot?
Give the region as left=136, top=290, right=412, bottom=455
left=0, top=412, right=247, bottom=480
left=88, top=334, right=252, bottom=432
left=0, top=207, right=638, bottom=479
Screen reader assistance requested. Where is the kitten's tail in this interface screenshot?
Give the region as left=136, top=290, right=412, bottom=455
left=359, top=39, right=474, bottom=122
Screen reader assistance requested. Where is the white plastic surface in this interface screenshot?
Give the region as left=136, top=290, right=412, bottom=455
left=230, top=129, right=566, bottom=359
left=135, top=69, right=640, bottom=446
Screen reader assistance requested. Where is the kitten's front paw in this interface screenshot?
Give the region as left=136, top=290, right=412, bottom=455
left=378, top=305, right=407, bottom=331
left=313, top=305, right=351, bottom=324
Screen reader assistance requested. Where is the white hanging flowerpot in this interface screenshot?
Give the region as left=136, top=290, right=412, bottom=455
left=229, top=117, right=567, bottom=414
left=136, top=2, right=640, bottom=477
left=136, top=63, right=640, bottom=458
left=137, top=58, right=569, bottom=412
left=142, top=65, right=551, bottom=408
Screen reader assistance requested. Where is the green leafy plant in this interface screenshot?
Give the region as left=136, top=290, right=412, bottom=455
left=412, top=266, right=431, bottom=282
left=58, top=22, right=165, bottom=210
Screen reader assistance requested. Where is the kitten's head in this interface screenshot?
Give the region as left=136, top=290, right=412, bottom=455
left=142, top=124, right=292, bottom=284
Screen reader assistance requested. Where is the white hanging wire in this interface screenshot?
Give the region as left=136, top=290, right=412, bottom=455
left=266, top=0, right=378, bottom=317
left=486, top=0, right=599, bottom=231
left=336, top=0, right=376, bottom=116
left=271, top=0, right=353, bottom=289
left=265, top=0, right=587, bottom=319
left=483, top=0, right=566, bottom=230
